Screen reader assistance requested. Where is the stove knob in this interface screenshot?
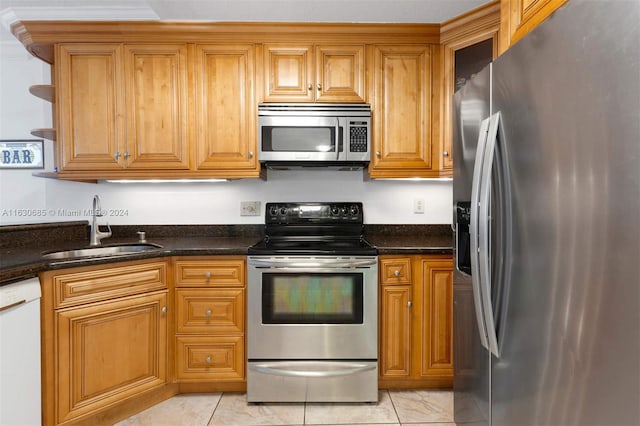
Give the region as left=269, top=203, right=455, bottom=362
left=269, top=205, right=279, bottom=216
left=350, top=205, right=360, bottom=216
left=331, top=206, right=340, bottom=216
left=340, top=207, right=348, bottom=216
left=280, top=207, right=288, bottom=216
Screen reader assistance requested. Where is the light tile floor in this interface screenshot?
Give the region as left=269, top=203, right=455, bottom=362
left=116, top=389, right=454, bottom=426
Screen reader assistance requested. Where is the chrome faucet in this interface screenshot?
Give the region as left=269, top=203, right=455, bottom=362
left=89, top=195, right=112, bottom=246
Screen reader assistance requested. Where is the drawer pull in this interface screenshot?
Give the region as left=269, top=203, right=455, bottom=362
left=205, top=356, right=212, bottom=364
left=205, top=309, right=212, bottom=317
left=394, top=270, right=400, bottom=277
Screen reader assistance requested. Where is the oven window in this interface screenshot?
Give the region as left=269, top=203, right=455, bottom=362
left=262, top=273, right=363, bottom=324
left=261, top=127, right=341, bottom=152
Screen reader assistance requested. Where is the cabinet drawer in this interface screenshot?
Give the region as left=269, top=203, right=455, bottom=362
left=379, top=257, right=412, bottom=285
left=53, top=261, right=167, bottom=308
left=175, top=336, right=245, bottom=381
left=176, top=288, right=244, bottom=334
left=174, top=258, right=245, bottom=288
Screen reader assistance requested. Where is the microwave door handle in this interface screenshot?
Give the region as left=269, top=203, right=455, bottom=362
left=335, top=117, right=341, bottom=160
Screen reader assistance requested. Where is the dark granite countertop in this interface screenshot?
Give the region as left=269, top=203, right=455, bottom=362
left=364, top=225, right=453, bottom=255
left=0, top=222, right=452, bottom=284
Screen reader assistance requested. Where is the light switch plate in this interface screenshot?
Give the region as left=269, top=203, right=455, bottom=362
left=241, top=201, right=261, bottom=216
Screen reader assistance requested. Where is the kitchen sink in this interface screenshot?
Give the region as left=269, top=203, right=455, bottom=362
left=41, top=243, right=164, bottom=260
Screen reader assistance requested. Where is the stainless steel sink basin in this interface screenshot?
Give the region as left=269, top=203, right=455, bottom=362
left=41, top=243, right=163, bottom=260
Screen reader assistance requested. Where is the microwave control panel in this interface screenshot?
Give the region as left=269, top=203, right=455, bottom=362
left=349, top=121, right=369, bottom=152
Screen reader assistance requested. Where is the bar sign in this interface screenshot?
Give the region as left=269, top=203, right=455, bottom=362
left=0, top=140, right=44, bottom=169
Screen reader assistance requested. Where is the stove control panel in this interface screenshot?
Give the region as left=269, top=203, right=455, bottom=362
left=266, top=202, right=363, bottom=224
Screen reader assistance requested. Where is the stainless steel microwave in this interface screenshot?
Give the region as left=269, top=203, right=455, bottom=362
left=258, top=103, right=371, bottom=169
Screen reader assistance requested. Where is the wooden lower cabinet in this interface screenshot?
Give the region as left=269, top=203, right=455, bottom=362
left=39, top=255, right=248, bottom=425
left=379, top=254, right=453, bottom=388
left=173, top=256, right=246, bottom=391
left=37, top=252, right=451, bottom=423
left=40, top=260, right=171, bottom=426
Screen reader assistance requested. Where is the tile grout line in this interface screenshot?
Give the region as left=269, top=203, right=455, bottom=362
left=386, top=389, right=403, bottom=425
left=206, top=392, right=223, bottom=426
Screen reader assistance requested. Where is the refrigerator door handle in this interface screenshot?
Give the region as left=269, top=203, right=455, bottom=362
left=478, top=111, right=503, bottom=358
left=470, top=116, right=491, bottom=351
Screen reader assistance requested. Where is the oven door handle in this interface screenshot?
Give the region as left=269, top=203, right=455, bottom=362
left=249, top=361, right=376, bottom=378
left=248, top=258, right=377, bottom=269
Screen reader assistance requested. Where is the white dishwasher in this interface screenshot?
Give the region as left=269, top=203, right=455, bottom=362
left=0, top=276, right=41, bottom=426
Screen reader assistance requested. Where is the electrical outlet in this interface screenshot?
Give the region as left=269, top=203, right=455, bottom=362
left=413, top=198, right=425, bottom=214
left=240, top=201, right=261, bottom=216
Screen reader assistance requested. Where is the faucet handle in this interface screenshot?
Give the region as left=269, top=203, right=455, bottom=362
left=137, top=231, right=147, bottom=243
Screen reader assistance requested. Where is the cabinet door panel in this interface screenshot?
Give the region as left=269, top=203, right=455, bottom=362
left=422, top=259, right=454, bottom=376
left=263, top=44, right=314, bottom=102
left=501, top=0, right=568, bottom=50
left=195, top=44, right=257, bottom=171
left=56, top=292, right=167, bottom=424
left=124, top=44, right=189, bottom=169
left=315, top=45, right=365, bottom=102
left=371, top=45, right=433, bottom=175
left=56, top=44, right=123, bottom=170
left=380, top=285, right=412, bottom=377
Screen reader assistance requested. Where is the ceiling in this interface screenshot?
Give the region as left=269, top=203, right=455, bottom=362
left=0, top=0, right=491, bottom=26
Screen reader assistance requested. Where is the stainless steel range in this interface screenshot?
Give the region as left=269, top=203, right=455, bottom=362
left=247, top=202, right=378, bottom=403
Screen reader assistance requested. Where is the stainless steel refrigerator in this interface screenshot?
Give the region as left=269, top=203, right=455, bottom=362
left=452, top=1, right=640, bottom=425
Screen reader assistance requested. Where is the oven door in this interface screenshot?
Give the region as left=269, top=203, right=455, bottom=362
left=258, top=116, right=346, bottom=162
left=247, top=256, right=378, bottom=360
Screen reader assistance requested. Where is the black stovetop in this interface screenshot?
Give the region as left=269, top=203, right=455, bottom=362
left=248, top=202, right=377, bottom=256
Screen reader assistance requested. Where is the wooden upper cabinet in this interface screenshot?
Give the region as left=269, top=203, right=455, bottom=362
left=315, top=45, right=365, bottom=102
left=500, top=0, right=569, bottom=53
left=441, top=1, right=500, bottom=176
left=56, top=44, right=124, bottom=171
left=369, top=45, right=436, bottom=178
left=20, top=23, right=447, bottom=179
left=262, top=43, right=365, bottom=103
left=193, top=44, right=258, bottom=173
left=55, top=43, right=190, bottom=172
left=123, top=44, right=190, bottom=170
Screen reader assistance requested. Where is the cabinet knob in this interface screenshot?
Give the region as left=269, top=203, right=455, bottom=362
left=204, top=271, right=211, bottom=279
left=407, top=301, right=413, bottom=308
left=123, top=151, right=130, bottom=159
left=248, top=151, right=254, bottom=159
left=161, top=306, right=167, bottom=314
left=376, top=151, right=381, bottom=158
left=205, top=356, right=212, bottom=364
left=308, top=84, right=312, bottom=91
left=114, top=151, right=120, bottom=161
left=394, top=270, right=400, bottom=277
left=205, top=309, right=212, bottom=317
left=317, top=83, right=322, bottom=91
left=443, top=151, right=449, bottom=157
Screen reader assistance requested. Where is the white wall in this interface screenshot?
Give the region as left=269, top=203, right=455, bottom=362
left=0, top=37, right=453, bottom=226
